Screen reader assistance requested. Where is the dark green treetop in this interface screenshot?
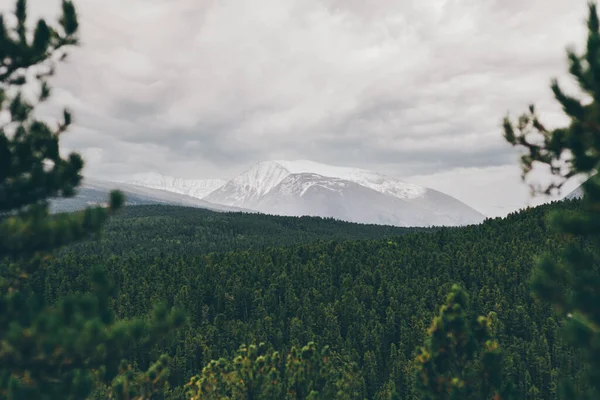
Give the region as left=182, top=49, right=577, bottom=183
left=187, top=342, right=363, bottom=399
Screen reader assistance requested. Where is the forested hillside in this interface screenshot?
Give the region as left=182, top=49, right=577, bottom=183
left=33, top=200, right=585, bottom=399
left=61, top=205, right=429, bottom=257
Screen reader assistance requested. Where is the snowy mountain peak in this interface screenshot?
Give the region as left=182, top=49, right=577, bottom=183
left=125, top=172, right=226, bottom=200
left=221, top=159, right=427, bottom=204
left=230, top=161, right=292, bottom=199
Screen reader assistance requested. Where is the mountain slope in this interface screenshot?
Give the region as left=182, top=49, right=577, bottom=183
left=49, top=179, right=246, bottom=214
left=126, top=172, right=226, bottom=199
left=206, top=160, right=485, bottom=227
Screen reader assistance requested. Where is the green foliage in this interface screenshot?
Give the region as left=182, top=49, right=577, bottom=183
left=0, top=1, right=182, bottom=398
left=41, top=200, right=587, bottom=399
left=187, top=343, right=281, bottom=399
left=62, top=204, right=426, bottom=259
left=0, top=266, right=183, bottom=399
left=503, top=3, right=600, bottom=398
left=109, top=355, right=172, bottom=400
left=414, top=284, right=508, bottom=400
left=187, top=342, right=362, bottom=399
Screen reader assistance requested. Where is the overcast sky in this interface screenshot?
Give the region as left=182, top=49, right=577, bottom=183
left=0, top=0, right=590, bottom=217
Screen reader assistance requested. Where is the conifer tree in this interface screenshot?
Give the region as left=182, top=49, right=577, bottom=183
left=503, top=3, right=600, bottom=398
left=0, top=1, right=183, bottom=398
left=414, top=284, right=508, bottom=400
left=186, top=342, right=362, bottom=399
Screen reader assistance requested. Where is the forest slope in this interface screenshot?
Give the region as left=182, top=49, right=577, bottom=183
left=61, top=204, right=429, bottom=258
left=36, top=199, right=588, bottom=399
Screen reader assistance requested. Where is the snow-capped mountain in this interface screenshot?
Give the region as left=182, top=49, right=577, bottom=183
left=205, top=160, right=485, bottom=227
left=126, top=172, right=226, bottom=199
left=205, top=160, right=425, bottom=206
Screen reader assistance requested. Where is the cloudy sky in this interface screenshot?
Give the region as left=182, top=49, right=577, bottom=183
left=0, top=0, right=590, bottom=217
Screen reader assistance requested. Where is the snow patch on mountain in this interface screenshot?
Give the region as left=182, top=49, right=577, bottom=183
left=274, top=160, right=426, bottom=199
left=275, top=173, right=347, bottom=197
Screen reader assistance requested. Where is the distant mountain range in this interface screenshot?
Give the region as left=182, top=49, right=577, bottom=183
left=49, top=179, right=246, bottom=214
left=204, top=160, right=485, bottom=227
left=49, top=160, right=486, bottom=227
left=126, top=173, right=227, bottom=200
left=97, top=160, right=486, bottom=227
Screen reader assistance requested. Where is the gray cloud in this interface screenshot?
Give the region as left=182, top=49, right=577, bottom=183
left=0, top=0, right=590, bottom=213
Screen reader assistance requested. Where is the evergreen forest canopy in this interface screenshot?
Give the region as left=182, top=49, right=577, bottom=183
left=41, top=200, right=587, bottom=399
left=2, top=0, right=600, bottom=399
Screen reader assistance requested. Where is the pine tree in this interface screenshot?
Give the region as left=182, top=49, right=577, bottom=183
left=0, top=1, right=183, bottom=398
left=414, top=284, right=509, bottom=400
left=187, top=342, right=282, bottom=399
left=503, top=3, right=600, bottom=398
left=186, top=342, right=362, bottom=399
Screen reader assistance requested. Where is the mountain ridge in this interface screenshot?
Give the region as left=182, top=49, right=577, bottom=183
left=50, top=178, right=249, bottom=214
left=125, top=172, right=226, bottom=199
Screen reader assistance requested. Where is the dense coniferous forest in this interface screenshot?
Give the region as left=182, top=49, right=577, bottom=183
left=31, top=200, right=584, bottom=399
left=59, top=205, right=429, bottom=258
